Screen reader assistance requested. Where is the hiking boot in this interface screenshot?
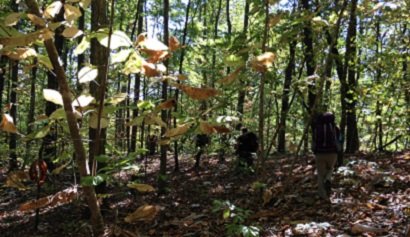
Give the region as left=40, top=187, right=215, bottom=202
left=324, top=180, right=331, bottom=196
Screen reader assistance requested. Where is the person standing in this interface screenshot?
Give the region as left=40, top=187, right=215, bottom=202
left=312, top=112, right=341, bottom=200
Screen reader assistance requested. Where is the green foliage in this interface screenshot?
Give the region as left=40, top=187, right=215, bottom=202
left=213, top=200, right=260, bottom=237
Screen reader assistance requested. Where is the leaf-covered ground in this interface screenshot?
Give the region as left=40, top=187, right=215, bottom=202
left=1, top=151, right=409, bottom=236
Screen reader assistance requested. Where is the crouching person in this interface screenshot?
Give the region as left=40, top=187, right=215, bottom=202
left=236, top=127, right=258, bottom=171
left=312, top=112, right=341, bottom=200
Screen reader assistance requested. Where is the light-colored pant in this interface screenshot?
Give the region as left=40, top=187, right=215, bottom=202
left=316, top=153, right=337, bottom=199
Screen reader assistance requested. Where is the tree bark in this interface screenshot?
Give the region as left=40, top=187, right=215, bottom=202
left=278, top=41, right=296, bottom=153
left=24, top=0, right=105, bottom=235
left=0, top=57, right=5, bottom=114
left=237, top=0, right=250, bottom=119
left=8, top=59, right=18, bottom=171
left=159, top=0, right=170, bottom=194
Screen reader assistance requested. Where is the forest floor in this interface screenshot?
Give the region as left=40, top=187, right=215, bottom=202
left=0, top=151, right=409, bottom=237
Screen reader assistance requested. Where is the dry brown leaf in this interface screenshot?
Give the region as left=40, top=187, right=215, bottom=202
left=351, top=223, right=387, bottom=234
left=3, top=48, right=37, bottom=60
left=142, top=61, right=166, bottom=77
left=250, top=52, right=275, bottom=72
left=155, top=99, right=176, bottom=111
left=124, top=205, right=161, bottom=223
left=19, top=186, right=78, bottom=212
left=127, top=183, right=156, bottom=193
left=177, top=74, right=188, bottom=80
left=200, top=121, right=216, bottom=135
left=159, top=138, right=170, bottom=145
left=217, top=66, right=243, bottom=85
left=178, top=85, right=219, bottom=100
left=5, top=171, right=29, bottom=190
left=169, top=36, right=180, bottom=51
left=0, top=114, right=18, bottom=133
left=64, top=4, right=82, bottom=22
left=213, top=125, right=231, bottom=133
left=146, top=50, right=169, bottom=63
left=26, top=14, right=46, bottom=27
left=263, top=189, right=273, bottom=206
left=164, top=124, right=190, bottom=137
left=144, top=113, right=167, bottom=128
left=268, top=15, right=281, bottom=27
left=62, top=26, right=83, bottom=39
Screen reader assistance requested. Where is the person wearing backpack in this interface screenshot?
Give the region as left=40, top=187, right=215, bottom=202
left=236, top=127, right=259, bottom=168
left=312, top=112, right=341, bottom=200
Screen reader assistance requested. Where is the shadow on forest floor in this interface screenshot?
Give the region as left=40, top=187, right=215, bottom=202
left=0, top=151, right=409, bottom=236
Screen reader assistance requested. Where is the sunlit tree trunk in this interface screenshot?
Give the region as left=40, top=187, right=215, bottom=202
left=159, top=0, right=170, bottom=194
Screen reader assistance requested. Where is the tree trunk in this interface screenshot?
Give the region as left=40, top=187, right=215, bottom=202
left=8, top=59, right=18, bottom=171
left=90, top=0, right=109, bottom=173
left=0, top=57, right=6, bottom=114
left=159, top=0, right=170, bottom=194
left=278, top=41, right=296, bottom=153
left=24, top=0, right=105, bottom=235
left=173, top=0, right=191, bottom=171
left=237, top=0, right=250, bottom=119
left=344, top=0, right=359, bottom=153
left=375, top=18, right=383, bottom=152
left=25, top=59, right=37, bottom=167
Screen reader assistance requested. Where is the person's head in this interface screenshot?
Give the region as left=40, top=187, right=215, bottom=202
left=241, top=127, right=248, bottom=134
left=322, top=112, right=335, bottom=123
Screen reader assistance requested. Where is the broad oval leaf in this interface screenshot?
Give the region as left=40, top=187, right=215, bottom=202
left=124, top=204, right=161, bottom=223
left=200, top=121, right=216, bottom=135
left=111, top=49, right=132, bottom=64
left=78, top=66, right=98, bottom=83
left=74, top=36, right=90, bottom=56
left=89, top=113, right=109, bottom=129
left=144, top=114, right=167, bottom=128
left=4, top=13, right=22, bottom=26
left=26, top=14, right=46, bottom=27
left=107, top=93, right=127, bottom=105
left=0, top=114, right=18, bottom=133
left=37, top=54, right=53, bottom=70
left=127, top=183, right=155, bottom=193
left=142, top=62, right=166, bottom=77
left=97, top=30, right=132, bottom=49
left=44, top=1, right=63, bottom=19
left=178, top=85, right=219, bottom=100
left=217, top=66, right=243, bottom=85
left=80, top=0, right=91, bottom=9
left=62, top=26, right=83, bottom=39
left=3, top=48, right=37, bottom=60
left=164, top=124, right=190, bottom=137
left=122, top=51, right=144, bottom=75
left=64, top=4, right=82, bottom=22
left=169, top=36, right=180, bottom=51
left=138, top=37, right=168, bottom=51
left=43, top=89, right=63, bottom=105
left=72, top=95, right=94, bottom=107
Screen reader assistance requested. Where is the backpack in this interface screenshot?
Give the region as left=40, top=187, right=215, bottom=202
left=238, top=132, right=258, bottom=153
left=313, top=113, right=340, bottom=153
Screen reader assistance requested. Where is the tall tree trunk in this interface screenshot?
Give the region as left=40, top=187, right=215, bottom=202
left=25, top=59, right=37, bottom=167
left=24, top=0, right=104, bottom=234
left=237, top=0, right=250, bottom=119
left=173, top=0, right=191, bottom=171
left=129, top=0, right=145, bottom=153
left=278, top=41, right=296, bottom=153
left=0, top=57, right=5, bottom=114
left=77, top=7, right=85, bottom=92
left=210, top=0, right=222, bottom=86
left=258, top=0, right=269, bottom=168
left=8, top=59, right=18, bottom=171
left=344, top=0, right=359, bottom=153
left=90, top=0, right=109, bottom=174
left=375, top=18, right=383, bottom=151
left=42, top=2, right=65, bottom=171
left=159, top=0, right=170, bottom=194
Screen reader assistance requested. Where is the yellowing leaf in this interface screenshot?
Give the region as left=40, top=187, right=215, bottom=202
left=0, top=29, right=53, bottom=47
left=4, top=171, right=29, bottom=189
left=164, top=124, right=190, bottom=137
left=72, top=95, right=94, bottom=107
left=4, top=13, right=22, bottom=26
left=52, top=161, right=71, bottom=175
left=89, top=113, right=109, bottom=129
left=37, top=54, right=53, bottom=70
left=26, top=14, right=46, bottom=27
left=44, top=1, right=63, bottom=19
left=127, top=183, right=155, bottom=193
left=268, top=15, right=281, bottom=27
left=217, top=66, right=243, bottom=85
left=78, top=66, right=98, bottom=83
left=62, top=26, right=83, bottom=39
left=177, top=74, right=188, bottom=80
left=43, top=89, right=63, bottom=105
left=178, top=85, right=219, bottom=100
left=138, top=37, right=168, bottom=51
left=80, top=0, right=91, bottom=9
left=19, top=186, right=78, bottom=212
left=64, top=4, right=82, bottom=22
left=3, top=48, right=37, bottom=60
left=159, top=138, right=170, bottom=145
left=169, top=36, right=180, bottom=51
left=146, top=50, right=169, bottom=63
left=0, top=114, right=18, bottom=133
left=97, top=30, right=132, bottom=49
left=250, top=52, right=275, bottom=72
left=107, top=93, right=127, bottom=105
left=111, top=49, right=132, bottom=64
left=124, top=205, right=161, bottom=223
left=74, top=36, right=90, bottom=55
left=144, top=114, right=167, bottom=128
left=122, top=51, right=143, bottom=75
